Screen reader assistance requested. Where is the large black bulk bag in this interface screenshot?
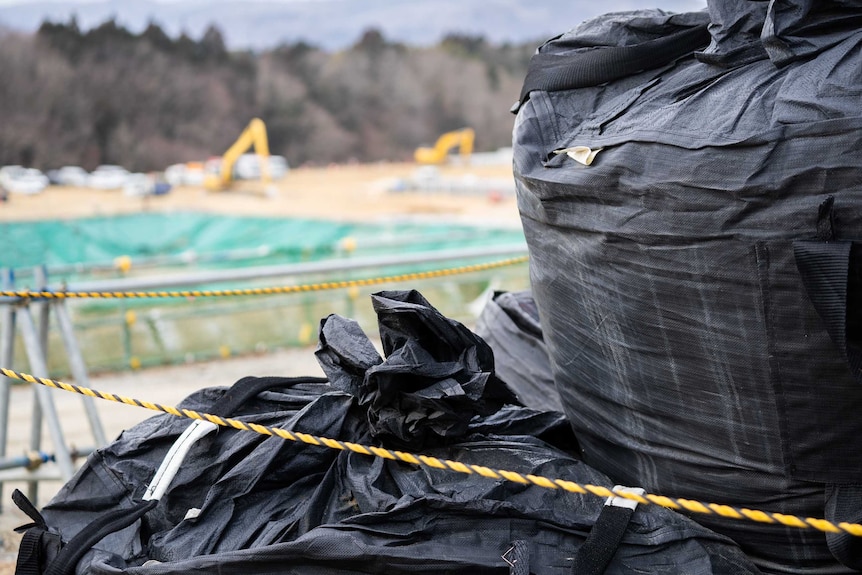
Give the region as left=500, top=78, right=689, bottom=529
left=13, top=291, right=761, bottom=575
left=511, top=2, right=862, bottom=573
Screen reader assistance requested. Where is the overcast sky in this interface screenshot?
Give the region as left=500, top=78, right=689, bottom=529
left=0, top=0, right=709, bottom=50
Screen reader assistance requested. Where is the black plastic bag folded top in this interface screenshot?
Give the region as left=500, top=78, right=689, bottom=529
left=512, top=2, right=862, bottom=573
left=317, top=289, right=518, bottom=450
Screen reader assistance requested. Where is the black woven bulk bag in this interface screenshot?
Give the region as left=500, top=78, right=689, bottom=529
left=12, top=291, right=761, bottom=575
left=512, top=2, right=862, bottom=573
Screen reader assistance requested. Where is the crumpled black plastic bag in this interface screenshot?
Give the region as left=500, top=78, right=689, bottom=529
left=316, top=290, right=518, bottom=450
left=315, top=313, right=382, bottom=397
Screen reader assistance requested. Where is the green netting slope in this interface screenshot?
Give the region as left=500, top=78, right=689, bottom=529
left=1, top=213, right=525, bottom=273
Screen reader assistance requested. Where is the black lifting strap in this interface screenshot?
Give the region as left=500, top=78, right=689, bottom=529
left=514, top=23, right=710, bottom=112
left=570, top=487, right=642, bottom=575
left=44, top=499, right=157, bottom=575
left=794, top=196, right=862, bottom=384
left=209, top=375, right=329, bottom=417
left=13, top=489, right=60, bottom=575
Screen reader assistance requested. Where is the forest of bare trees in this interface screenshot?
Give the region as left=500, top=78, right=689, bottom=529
left=0, top=19, right=535, bottom=172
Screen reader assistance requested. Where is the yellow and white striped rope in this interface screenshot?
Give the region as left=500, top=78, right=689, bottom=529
left=0, top=256, right=528, bottom=300
left=2, top=366, right=860, bottom=538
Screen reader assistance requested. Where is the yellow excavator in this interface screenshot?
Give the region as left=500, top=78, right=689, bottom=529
left=204, top=118, right=272, bottom=192
left=414, top=128, right=475, bottom=165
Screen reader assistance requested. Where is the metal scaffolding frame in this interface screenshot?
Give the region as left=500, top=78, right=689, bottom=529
left=0, top=267, right=106, bottom=506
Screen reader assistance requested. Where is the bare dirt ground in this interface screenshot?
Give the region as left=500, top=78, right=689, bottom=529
left=0, top=162, right=521, bottom=227
left=0, top=161, right=523, bottom=571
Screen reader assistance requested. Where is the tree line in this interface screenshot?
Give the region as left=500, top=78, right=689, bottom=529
left=0, top=19, right=536, bottom=172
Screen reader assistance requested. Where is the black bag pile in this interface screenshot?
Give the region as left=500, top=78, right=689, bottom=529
left=511, top=1, right=862, bottom=573
left=13, top=291, right=762, bottom=574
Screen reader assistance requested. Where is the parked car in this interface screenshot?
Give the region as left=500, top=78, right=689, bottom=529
left=165, top=162, right=205, bottom=187
left=123, top=173, right=153, bottom=197
left=87, top=165, right=129, bottom=190
left=234, top=154, right=289, bottom=180
left=268, top=155, right=289, bottom=180
left=47, top=166, right=89, bottom=187
left=0, top=166, right=49, bottom=194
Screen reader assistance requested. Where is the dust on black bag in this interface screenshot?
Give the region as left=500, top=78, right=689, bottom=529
left=13, top=291, right=761, bottom=574
left=511, top=2, right=862, bottom=573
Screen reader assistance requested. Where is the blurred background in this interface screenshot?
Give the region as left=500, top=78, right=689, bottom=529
left=0, top=0, right=706, bottom=171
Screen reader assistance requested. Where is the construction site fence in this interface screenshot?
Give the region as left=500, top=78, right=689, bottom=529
left=2, top=244, right=530, bottom=376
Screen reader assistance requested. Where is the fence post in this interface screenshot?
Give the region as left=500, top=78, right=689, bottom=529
left=0, top=269, right=16, bottom=510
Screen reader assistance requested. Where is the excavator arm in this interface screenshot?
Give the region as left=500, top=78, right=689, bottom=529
left=205, top=118, right=271, bottom=191
left=414, top=128, right=474, bottom=165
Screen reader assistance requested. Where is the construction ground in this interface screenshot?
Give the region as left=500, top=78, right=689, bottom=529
left=0, top=161, right=523, bottom=572
left=0, top=162, right=520, bottom=227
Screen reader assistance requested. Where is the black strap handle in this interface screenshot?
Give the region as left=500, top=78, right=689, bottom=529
left=12, top=489, right=47, bottom=531
left=570, top=493, right=638, bottom=575
left=515, top=23, right=710, bottom=112
left=15, top=528, right=49, bottom=575
left=44, top=499, right=157, bottom=575
left=794, top=197, right=862, bottom=384
left=13, top=489, right=61, bottom=575
left=210, top=375, right=328, bottom=417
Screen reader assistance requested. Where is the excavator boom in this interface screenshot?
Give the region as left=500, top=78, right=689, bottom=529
left=414, top=128, right=474, bottom=165
left=205, top=118, right=271, bottom=191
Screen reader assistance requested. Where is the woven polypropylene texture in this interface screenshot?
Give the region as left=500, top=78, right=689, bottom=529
left=513, top=2, right=862, bottom=572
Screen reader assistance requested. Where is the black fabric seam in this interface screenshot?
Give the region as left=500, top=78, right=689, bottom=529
left=755, top=241, right=795, bottom=478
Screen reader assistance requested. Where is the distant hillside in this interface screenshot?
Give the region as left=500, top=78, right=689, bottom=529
left=0, top=0, right=707, bottom=51
left=0, top=1, right=709, bottom=173
left=0, top=20, right=535, bottom=171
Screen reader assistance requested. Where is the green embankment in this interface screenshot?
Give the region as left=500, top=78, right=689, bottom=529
left=2, top=213, right=528, bottom=374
